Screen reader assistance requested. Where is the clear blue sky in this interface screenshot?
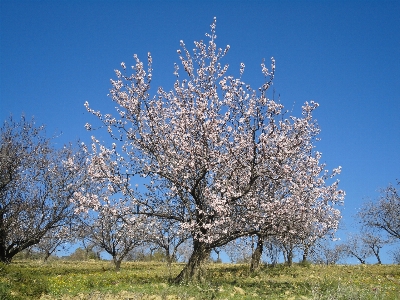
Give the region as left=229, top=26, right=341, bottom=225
left=1, top=0, right=399, bottom=263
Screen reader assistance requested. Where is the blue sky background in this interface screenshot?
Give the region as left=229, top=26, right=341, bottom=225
left=1, top=0, right=399, bottom=263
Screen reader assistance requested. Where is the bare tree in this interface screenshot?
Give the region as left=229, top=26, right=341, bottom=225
left=392, top=248, right=400, bottom=264
left=360, top=232, right=391, bottom=264
left=310, top=240, right=346, bottom=265
left=0, top=115, right=91, bottom=263
left=342, top=234, right=372, bottom=264
left=359, top=181, right=400, bottom=240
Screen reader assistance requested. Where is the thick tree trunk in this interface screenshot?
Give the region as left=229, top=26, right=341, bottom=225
left=113, top=258, right=122, bottom=271
left=287, top=249, right=293, bottom=266
left=0, top=236, right=40, bottom=264
left=173, top=241, right=210, bottom=283
left=43, top=251, right=51, bottom=262
left=0, top=250, right=11, bottom=264
left=250, top=235, right=263, bottom=272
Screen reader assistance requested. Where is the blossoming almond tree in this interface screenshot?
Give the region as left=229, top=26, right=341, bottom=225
left=149, top=218, right=190, bottom=267
left=34, top=226, right=71, bottom=262
left=83, top=18, right=344, bottom=282
left=77, top=207, right=149, bottom=271
left=0, top=115, right=92, bottom=263
left=249, top=149, right=343, bottom=270
left=73, top=144, right=153, bottom=271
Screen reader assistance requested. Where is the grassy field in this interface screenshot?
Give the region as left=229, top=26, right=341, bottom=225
left=1, top=260, right=399, bottom=299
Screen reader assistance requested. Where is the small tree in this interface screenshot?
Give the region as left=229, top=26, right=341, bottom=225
left=68, top=247, right=99, bottom=261
left=310, top=240, right=345, bottom=265
left=342, top=234, right=372, bottom=264
left=34, top=226, right=71, bottom=262
left=77, top=205, right=149, bottom=271
left=222, top=237, right=253, bottom=264
left=263, top=237, right=281, bottom=266
left=359, top=181, right=400, bottom=240
left=360, top=232, right=391, bottom=264
left=392, top=248, right=400, bottom=264
left=150, top=218, right=189, bottom=267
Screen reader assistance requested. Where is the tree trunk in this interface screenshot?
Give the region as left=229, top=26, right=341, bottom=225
left=0, top=251, right=11, bottom=264
left=287, top=249, right=293, bottom=266
left=0, top=216, right=10, bottom=263
left=113, top=258, right=122, bottom=271
left=250, top=235, right=263, bottom=272
left=351, top=254, right=366, bottom=264
left=0, top=235, right=40, bottom=264
left=302, top=245, right=309, bottom=263
left=165, top=246, right=173, bottom=267
left=282, top=249, right=287, bottom=265
left=373, top=248, right=382, bottom=264
left=43, top=251, right=51, bottom=262
left=173, top=241, right=210, bottom=283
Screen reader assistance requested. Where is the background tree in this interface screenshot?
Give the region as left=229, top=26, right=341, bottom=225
left=342, top=234, right=372, bottom=264
left=310, top=240, right=345, bottom=265
left=392, top=248, right=400, bottom=265
left=149, top=218, right=189, bottom=267
left=77, top=204, right=149, bottom=271
left=34, top=226, right=71, bottom=262
left=359, top=181, right=400, bottom=240
left=0, top=115, right=91, bottom=263
left=79, top=235, right=102, bottom=261
left=263, top=237, right=281, bottom=266
left=67, top=247, right=99, bottom=261
left=84, top=18, right=344, bottom=282
left=360, top=232, right=391, bottom=264
left=248, top=148, right=343, bottom=271
left=222, top=237, right=253, bottom=264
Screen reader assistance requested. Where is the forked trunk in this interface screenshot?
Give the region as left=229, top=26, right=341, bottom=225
left=173, top=241, right=210, bottom=283
left=373, top=249, right=382, bottom=265
left=250, top=235, right=264, bottom=272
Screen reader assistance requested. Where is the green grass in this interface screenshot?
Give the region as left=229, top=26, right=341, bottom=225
left=1, top=260, right=399, bottom=299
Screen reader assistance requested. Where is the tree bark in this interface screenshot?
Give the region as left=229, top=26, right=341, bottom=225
left=372, top=248, right=382, bottom=264
left=302, top=245, right=309, bottom=263
left=113, top=258, right=122, bottom=271
left=250, top=234, right=263, bottom=272
left=43, top=251, right=51, bottom=262
left=173, top=241, right=210, bottom=283
left=0, top=236, right=40, bottom=264
left=287, top=248, right=293, bottom=266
